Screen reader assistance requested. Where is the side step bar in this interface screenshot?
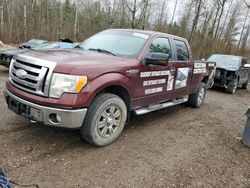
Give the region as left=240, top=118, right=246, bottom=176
left=134, top=97, right=189, bottom=115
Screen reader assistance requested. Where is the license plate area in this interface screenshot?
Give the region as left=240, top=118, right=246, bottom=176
left=7, top=96, right=30, bottom=118
left=6, top=95, right=43, bottom=122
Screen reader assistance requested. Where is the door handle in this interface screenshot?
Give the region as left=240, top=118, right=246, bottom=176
left=170, top=67, right=176, bottom=75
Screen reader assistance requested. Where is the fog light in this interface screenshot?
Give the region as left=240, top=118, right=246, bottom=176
left=56, top=114, right=61, bottom=122
left=49, top=113, right=61, bottom=124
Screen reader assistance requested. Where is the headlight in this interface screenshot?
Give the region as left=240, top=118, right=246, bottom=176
left=6, top=56, right=11, bottom=63
left=49, top=73, right=87, bottom=98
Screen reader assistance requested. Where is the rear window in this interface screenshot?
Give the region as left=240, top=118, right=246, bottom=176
left=174, top=40, right=189, bottom=61
left=242, top=58, right=248, bottom=66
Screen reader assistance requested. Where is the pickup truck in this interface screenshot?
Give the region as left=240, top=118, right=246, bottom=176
left=207, top=54, right=250, bottom=94
left=0, top=40, right=76, bottom=68
left=4, top=29, right=215, bottom=146
left=19, top=39, right=49, bottom=49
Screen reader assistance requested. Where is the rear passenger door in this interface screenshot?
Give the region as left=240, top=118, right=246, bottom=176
left=167, top=39, right=193, bottom=99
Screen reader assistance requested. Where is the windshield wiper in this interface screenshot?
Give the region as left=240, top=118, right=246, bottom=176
left=75, top=45, right=84, bottom=49
left=88, top=48, right=116, bottom=56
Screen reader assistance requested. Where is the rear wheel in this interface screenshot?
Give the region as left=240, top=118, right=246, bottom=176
left=188, top=82, right=206, bottom=108
left=242, top=80, right=248, bottom=89
left=80, top=93, right=127, bottom=147
left=226, top=79, right=238, bottom=94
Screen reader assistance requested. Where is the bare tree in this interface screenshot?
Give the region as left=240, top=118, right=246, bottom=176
left=24, top=2, right=27, bottom=41
left=208, top=0, right=221, bottom=37
left=0, top=1, right=3, bottom=39
left=189, top=0, right=203, bottom=42
left=171, top=0, right=178, bottom=25
left=214, top=0, right=228, bottom=38
left=74, top=8, right=78, bottom=41
left=0, top=0, right=249, bottom=59
left=124, top=0, right=142, bottom=29
left=238, top=0, right=250, bottom=49
left=219, top=0, right=233, bottom=39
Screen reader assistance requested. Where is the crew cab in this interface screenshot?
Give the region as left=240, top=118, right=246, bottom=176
left=4, top=29, right=215, bottom=146
left=207, top=54, right=250, bottom=94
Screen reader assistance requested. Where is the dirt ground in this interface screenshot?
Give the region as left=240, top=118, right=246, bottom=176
left=0, top=65, right=250, bottom=188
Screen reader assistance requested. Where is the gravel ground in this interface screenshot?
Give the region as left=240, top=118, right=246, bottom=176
left=0, top=65, right=250, bottom=188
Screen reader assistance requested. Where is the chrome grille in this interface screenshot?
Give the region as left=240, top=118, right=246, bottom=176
left=9, top=54, right=57, bottom=96
left=215, top=69, right=221, bottom=78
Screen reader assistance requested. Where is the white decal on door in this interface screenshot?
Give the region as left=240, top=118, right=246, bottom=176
left=145, top=87, right=163, bottom=95
left=175, top=68, right=189, bottom=89
left=143, top=79, right=166, bottom=86
left=140, top=71, right=169, bottom=78
left=167, top=75, right=174, bottom=91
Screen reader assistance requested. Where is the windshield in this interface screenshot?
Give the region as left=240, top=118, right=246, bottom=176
left=207, top=55, right=241, bottom=70
left=33, top=43, right=59, bottom=49
left=79, top=30, right=149, bottom=58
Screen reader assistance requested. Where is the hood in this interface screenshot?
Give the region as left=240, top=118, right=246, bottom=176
left=16, top=49, right=139, bottom=75
left=216, top=65, right=239, bottom=71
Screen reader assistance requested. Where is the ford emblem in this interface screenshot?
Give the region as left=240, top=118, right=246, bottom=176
left=16, top=69, right=27, bottom=79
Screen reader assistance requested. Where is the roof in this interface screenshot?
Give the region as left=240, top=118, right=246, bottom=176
left=211, top=54, right=247, bottom=59
left=107, top=28, right=187, bottom=41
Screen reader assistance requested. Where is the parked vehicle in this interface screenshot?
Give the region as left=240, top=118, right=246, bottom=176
left=4, top=29, right=215, bottom=146
left=207, top=54, right=250, bottom=94
left=19, top=39, right=48, bottom=49
left=0, top=42, right=76, bottom=68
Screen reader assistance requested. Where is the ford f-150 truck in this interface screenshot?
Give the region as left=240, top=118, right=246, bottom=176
left=4, top=29, right=215, bottom=146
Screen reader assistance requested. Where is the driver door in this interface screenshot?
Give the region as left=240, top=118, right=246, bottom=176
left=137, top=37, right=173, bottom=107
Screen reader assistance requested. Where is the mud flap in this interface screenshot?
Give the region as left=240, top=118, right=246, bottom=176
left=242, top=108, right=250, bottom=147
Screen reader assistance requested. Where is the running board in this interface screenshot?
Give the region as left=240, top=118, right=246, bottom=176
left=134, top=97, right=189, bottom=115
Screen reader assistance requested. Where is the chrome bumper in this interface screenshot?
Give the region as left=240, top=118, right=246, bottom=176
left=4, top=90, right=87, bottom=128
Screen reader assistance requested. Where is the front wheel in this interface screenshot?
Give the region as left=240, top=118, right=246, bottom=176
left=188, top=82, right=206, bottom=108
left=226, top=79, right=238, bottom=94
left=80, top=93, right=127, bottom=147
left=242, top=80, right=248, bottom=89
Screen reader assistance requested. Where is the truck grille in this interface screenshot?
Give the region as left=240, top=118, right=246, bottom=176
left=215, top=69, right=221, bottom=78
left=9, top=55, right=57, bottom=96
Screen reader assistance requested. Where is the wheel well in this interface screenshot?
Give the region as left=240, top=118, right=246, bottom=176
left=99, top=86, right=130, bottom=111
left=202, top=76, right=208, bottom=84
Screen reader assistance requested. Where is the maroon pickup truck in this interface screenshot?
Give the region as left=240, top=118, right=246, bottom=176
left=4, top=29, right=215, bottom=146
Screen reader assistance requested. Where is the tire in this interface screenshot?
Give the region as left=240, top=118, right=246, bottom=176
left=188, top=82, right=206, bottom=108
left=80, top=93, right=127, bottom=147
left=242, top=80, right=248, bottom=89
left=226, top=79, right=238, bottom=94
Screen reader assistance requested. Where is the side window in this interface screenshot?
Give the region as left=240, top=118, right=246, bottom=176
left=149, top=37, right=172, bottom=60
left=242, top=58, right=247, bottom=66
left=174, top=40, right=189, bottom=61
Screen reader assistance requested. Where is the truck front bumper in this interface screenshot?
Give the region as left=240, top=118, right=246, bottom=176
left=4, top=90, right=87, bottom=129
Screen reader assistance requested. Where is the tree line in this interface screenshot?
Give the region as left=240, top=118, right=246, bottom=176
left=0, top=0, right=249, bottom=59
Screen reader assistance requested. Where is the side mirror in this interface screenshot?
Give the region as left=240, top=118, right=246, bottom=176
left=244, top=64, right=250, bottom=68
left=144, top=52, right=170, bottom=66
